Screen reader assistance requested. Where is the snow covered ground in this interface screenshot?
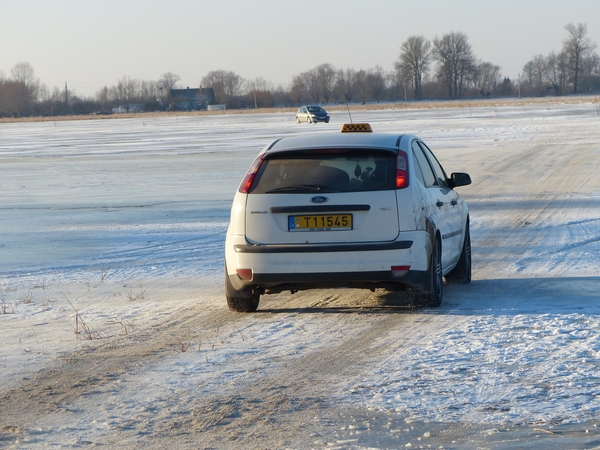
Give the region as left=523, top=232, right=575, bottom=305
left=1, top=100, right=600, bottom=448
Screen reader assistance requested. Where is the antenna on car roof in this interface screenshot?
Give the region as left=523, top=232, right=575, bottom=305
left=346, top=103, right=353, bottom=123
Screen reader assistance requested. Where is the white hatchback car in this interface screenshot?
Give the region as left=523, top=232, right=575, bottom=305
left=295, top=105, right=330, bottom=123
left=225, top=123, right=471, bottom=312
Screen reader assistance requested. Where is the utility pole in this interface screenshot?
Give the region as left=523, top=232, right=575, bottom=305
left=65, top=82, right=68, bottom=105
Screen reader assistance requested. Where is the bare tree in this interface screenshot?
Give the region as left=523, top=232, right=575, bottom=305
left=37, top=83, right=50, bottom=103
left=95, top=86, right=110, bottom=111
left=158, top=72, right=180, bottom=104
left=333, top=68, right=355, bottom=102
left=386, top=70, right=407, bottom=101
left=201, top=70, right=225, bottom=104
left=10, top=62, right=37, bottom=89
left=579, top=52, right=600, bottom=92
left=245, top=77, right=275, bottom=108
left=305, top=69, right=321, bottom=103
left=291, top=64, right=336, bottom=104
left=289, top=74, right=308, bottom=104
left=352, top=69, right=368, bottom=103
left=365, top=66, right=387, bottom=102
left=395, top=36, right=431, bottom=99
left=523, top=51, right=573, bottom=97
left=294, top=68, right=319, bottom=103
left=474, top=61, right=502, bottom=97
left=140, top=80, right=160, bottom=104
left=223, top=71, right=245, bottom=101
left=432, top=32, right=476, bottom=98
left=270, top=85, right=291, bottom=107
left=49, top=86, right=65, bottom=103
left=247, top=77, right=273, bottom=92
left=521, top=60, right=535, bottom=93
left=545, top=51, right=569, bottom=95
left=0, top=80, right=27, bottom=116
left=529, top=54, right=548, bottom=95
left=201, top=70, right=244, bottom=104
left=114, top=76, right=140, bottom=111
left=9, top=62, right=39, bottom=113
left=315, top=63, right=336, bottom=103
left=562, top=23, right=597, bottom=94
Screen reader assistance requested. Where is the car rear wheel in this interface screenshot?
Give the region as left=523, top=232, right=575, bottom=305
left=296, top=116, right=301, bottom=124
left=415, top=237, right=443, bottom=307
left=227, top=294, right=260, bottom=312
left=225, top=265, right=260, bottom=312
left=445, top=220, right=471, bottom=284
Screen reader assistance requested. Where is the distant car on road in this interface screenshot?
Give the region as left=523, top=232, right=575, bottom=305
left=225, top=123, right=472, bottom=312
left=296, top=105, right=330, bottom=123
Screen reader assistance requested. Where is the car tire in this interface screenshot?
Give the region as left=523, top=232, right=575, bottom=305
left=225, top=265, right=260, bottom=312
left=296, top=116, right=301, bottom=124
left=445, top=220, right=471, bottom=284
left=415, top=237, right=443, bottom=307
left=307, top=116, right=312, bottom=124
left=227, top=294, right=260, bottom=312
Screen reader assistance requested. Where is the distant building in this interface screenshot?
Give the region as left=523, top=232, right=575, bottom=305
left=169, top=87, right=215, bottom=110
left=581, top=76, right=600, bottom=94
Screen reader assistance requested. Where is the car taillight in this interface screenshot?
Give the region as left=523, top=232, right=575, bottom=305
left=396, top=151, right=409, bottom=189
left=236, top=269, right=253, bottom=280
left=391, top=265, right=410, bottom=277
left=238, top=154, right=265, bottom=193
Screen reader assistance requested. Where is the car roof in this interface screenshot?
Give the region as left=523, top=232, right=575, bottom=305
left=266, top=131, right=413, bottom=154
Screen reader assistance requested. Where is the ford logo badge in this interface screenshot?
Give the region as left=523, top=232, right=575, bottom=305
left=310, top=196, right=329, bottom=204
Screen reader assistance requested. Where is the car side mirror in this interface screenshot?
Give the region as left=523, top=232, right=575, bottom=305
left=449, top=172, right=472, bottom=188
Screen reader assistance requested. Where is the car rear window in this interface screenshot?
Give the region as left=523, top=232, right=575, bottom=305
left=250, top=150, right=396, bottom=194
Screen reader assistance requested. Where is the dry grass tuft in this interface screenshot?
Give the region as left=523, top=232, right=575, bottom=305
left=64, top=295, right=100, bottom=340
left=1, top=300, right=14, bottom=315
left=107, top=317, right=135, bottom=336
left=20, top=288, right=34, bottom=305
left=126, top=285, right=147, bottom=302
left=1, top=288, right=14, bottom=314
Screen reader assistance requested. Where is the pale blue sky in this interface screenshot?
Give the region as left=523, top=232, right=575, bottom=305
left=1, top=0, right=599, bottom=97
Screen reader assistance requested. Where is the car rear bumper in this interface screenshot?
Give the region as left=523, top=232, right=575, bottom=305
left=228, top=269, right=428, bottom=294
left=233, top=240, right=413, bottom=254
left=225, top=231, right=431, bottom=293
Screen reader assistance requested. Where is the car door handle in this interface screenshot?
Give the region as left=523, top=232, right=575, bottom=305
left=451, top=199, right=458, bottom=206
left=436, top=201, right=444, bottom=208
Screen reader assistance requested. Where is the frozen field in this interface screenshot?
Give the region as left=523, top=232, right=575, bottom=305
left=1, top=101, right=600, bottom=448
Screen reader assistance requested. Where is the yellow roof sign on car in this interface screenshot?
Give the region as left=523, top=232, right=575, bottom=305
left=341, top=123, right=373, bottom=133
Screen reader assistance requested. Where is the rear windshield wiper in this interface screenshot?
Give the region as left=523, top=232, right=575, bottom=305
left=266, top=184, right=323, bottom=193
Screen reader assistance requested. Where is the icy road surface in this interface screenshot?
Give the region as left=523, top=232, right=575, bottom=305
left=1, top=101, right=600, bottom=449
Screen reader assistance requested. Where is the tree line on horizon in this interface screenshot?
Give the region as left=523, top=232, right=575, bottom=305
left=1, top=23, right=598, bottom=118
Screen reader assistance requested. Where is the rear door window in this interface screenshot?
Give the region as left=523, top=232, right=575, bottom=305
left=418, top=141, right=448, bottom=187
left=250, top=150, right=397, bottom=193
left=412, top=141, right=436, bottom=187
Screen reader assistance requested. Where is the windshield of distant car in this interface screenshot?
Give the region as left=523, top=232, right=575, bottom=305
left=307, top=106, right=324, bottom=113
left=249, top=150, right=396, bottom=193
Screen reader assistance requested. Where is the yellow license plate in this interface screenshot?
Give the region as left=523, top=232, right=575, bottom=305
left=289, top=214, right=352, bottom=231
